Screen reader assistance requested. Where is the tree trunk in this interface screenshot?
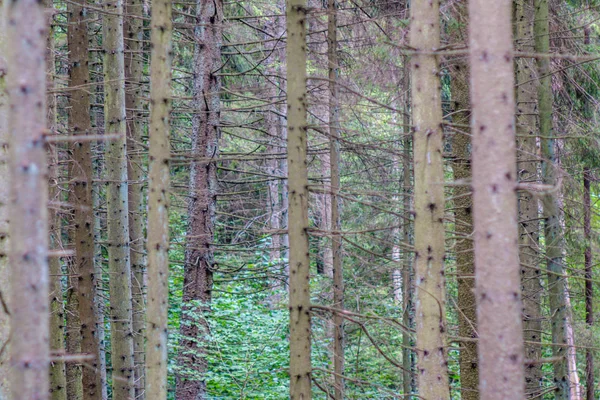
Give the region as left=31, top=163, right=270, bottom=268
left=46, top=2, right=68, bottom=397
left=410, top=0, right=449, bottom=397
left=175, top=0, right=222, bottom=398
left=328, top=0, right=344, bottom=397
left=103, top=0, right=136, bottom=395
left=534, top=1, right=569, bottom=397
left=401, top=59, right=415, bottom=397
left=0, top=6, right=9, bottom=396
left=286, top=0, right=312, bottom=397
left=514, top=0, right=543, bottom=396
left=584, top=168, right=594, bottom=400
left=469, top=0, right=526, bottom=398
left=124, top=0, right=146, bottom=395
left=448, top=12, right=478, bottom=396
left=67, top=0, right=104, bottom=398
left=145, top=0, right=172, bottom=397
left=5, top=0, right=50, bottom=396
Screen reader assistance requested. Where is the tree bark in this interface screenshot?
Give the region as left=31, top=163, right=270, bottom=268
left=0, top=5, right=9, bottom=396
left=410, top=0, right=450, bottom=397
left=103, top=0, right=136, bottom=395
left=175, top=0, right=222, bottom=398
left=514, top=0, right=543, bottom=396
left=469, top=0, right=526, bottom=398
left=534, top=1, right=569, bottom=398
left=124, top=0, right=146, bottom=395
left=145, top=0, right=172, bottom=397
left=67, top=0, right=104, bottom=397
left=328, top=0, right=344, bottom=397
left=5, top=0, right=50, bottom=396
left=584, top=168, right=594, bottom=400
left=46, top=2, right=68, bottom=397
left=286, top=0, right=312, bottom=397
left=448, top=9, right=478, bottom=396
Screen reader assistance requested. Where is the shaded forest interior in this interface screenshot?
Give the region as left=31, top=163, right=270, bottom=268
left=2, top=0, right=600, bottom=399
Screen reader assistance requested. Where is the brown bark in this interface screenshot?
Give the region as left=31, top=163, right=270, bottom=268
left=175, top=0, right=222, bottom=398
left=67, top=0, right=104, bottom=397
left=468, top=0, right=526, bottom=398
left=584, top=168, right=594, bottom=400
left=410, top=0, right=450, bottom=397
left=124, top=0, right=146, bottom=395
left=103, top=0, right=136, bottom=395
left=286, top=0, right=312, bottom=397
left=448, top=12, right=478, bottom=396
left=5, top=0, right=51, bottom=396
left=514, top=0, right=543, bottom=396
left=46, top=2, right=68, bottom=398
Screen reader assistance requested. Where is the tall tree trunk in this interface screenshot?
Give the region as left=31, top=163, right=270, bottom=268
left=410, top=0, right=449, bottom=397
left=514, top=0, right=543, bottom=396
left=5, top=0, right=50, bottom=397
left=469, top=0, right=526, bottom=398
left=145, top=0, right=172, bottom=396
left=286, top=0, right=312, bottom=397
left=93, top=177, right=109, bottom=400
left=0, top=6, right=9, bottom=396
left=67, top=0, right=104, bottom=397
left=124, top=0, right=146, bottom=395
left=584, top=168, right=594, bottom=400
left=328, top=0, right=343, bottom=397
left=449, top=11, right=478, bottom=396
left=534, top=1, right=569, bottom=397
left=175, top=0, right=222, bottom=398
left=103, top=0, right=136, bottom=395
left=401, top=59, right=415, bottom=397
left=46, top=2, right=68, bottom=397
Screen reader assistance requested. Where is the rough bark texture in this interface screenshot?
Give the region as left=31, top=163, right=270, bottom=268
left=410, top=0, right=449, bottom=398
left=67, top=0, right=104, bottom=397
left=328, top=0, right=344, bottom=396
left=448, top=11, right=478, bottom=396
left=584, top=168, right=593, bottom=400
left=514, top=0, right=543, bottom=396
left=286, top=0, right=312, bottom=397
left=0, top=6, right=9, bottom=397
left=5, top=0, right=50, bottom=397
left=103, top=0, right=136, bottom=396
left=534, top=1, right=569, bottom=398
left=401, top=59, right=415, bottom=397
left=469, top=0, right=526, bottom=398
left=46, top=3, right=68, bottom=398
left=145, top=0, right=172, bottom=397
left=175, top=0, right=222, bottom=398
left=124, top=0, right=146, bottom=395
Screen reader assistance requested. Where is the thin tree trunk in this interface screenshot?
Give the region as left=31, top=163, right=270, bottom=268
left=5, top=0, right=50, bottom=397
left=67, top=0, right=104, bottom=396
left=46, top=2, right=68, bottom=397
left=103, top=0, right=136, bottom=395
left=328, top=0, right=343, bottom=397
left=145, top=0, right=172, bottom=396
left=0, top=6, right=9, bottom=396
left=124, top=0, right=146, bottom=395
left=286, top=0, right=311, bottom=397
left=469, top=0, right=526, bottom=398
left=514, top=0, right=543, bottom=396
left=410, top=0, right=449, bottom=397
left=584, top=168, right=594, bottom=400
left=449, top=14, right=478, bottom=396
left=534, top=1, right=569, bottom=397
left=175, top=0, right=222, bottom=398
left=401, top=58, right=415, bottom=397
